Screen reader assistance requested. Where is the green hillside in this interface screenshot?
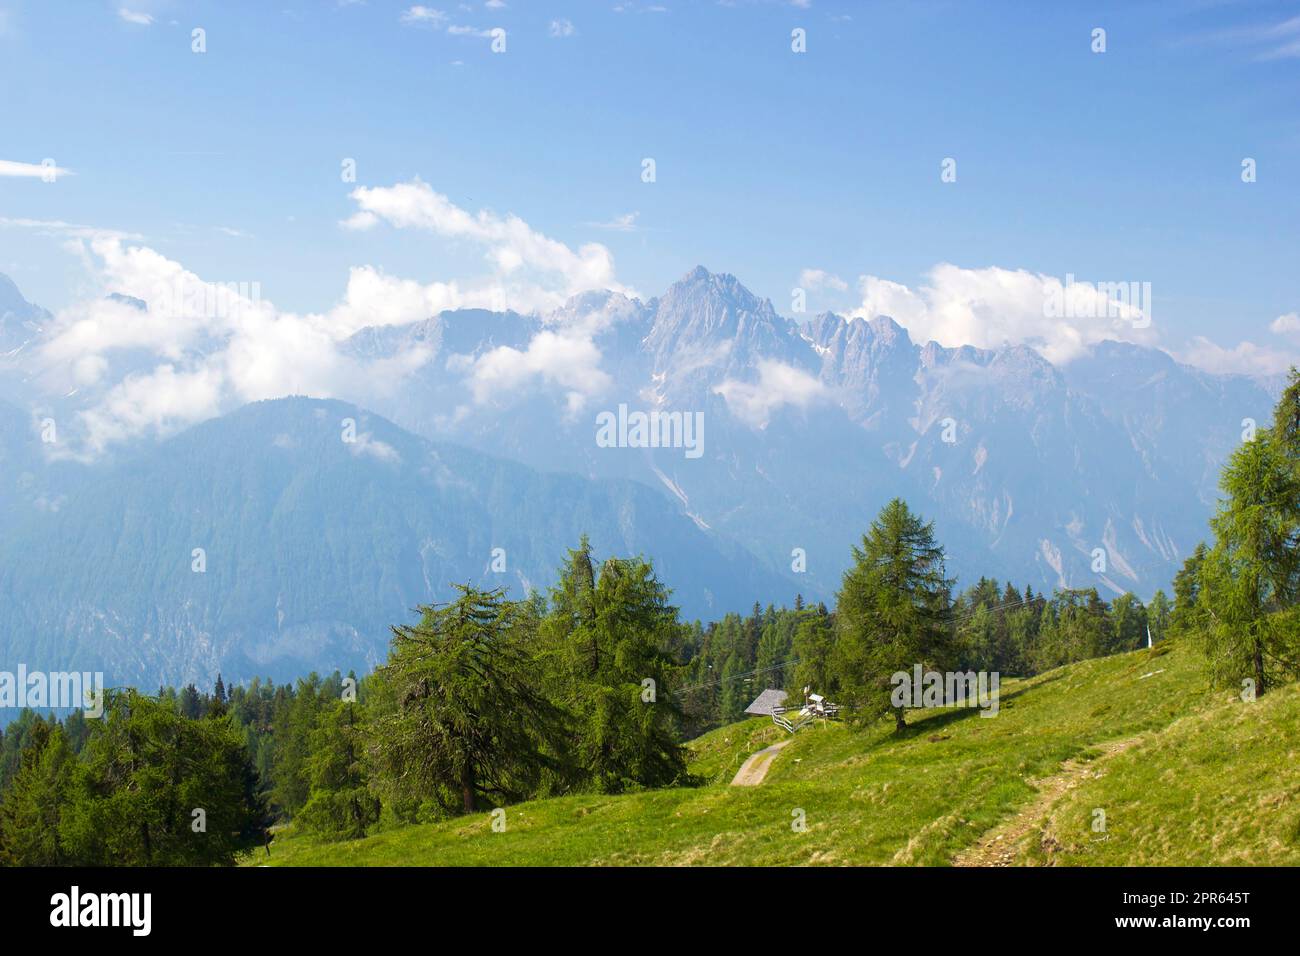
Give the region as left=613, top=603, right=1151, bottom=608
left=253, top=636, right=1299, bottom=866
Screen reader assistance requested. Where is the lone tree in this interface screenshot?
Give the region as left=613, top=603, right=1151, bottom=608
left=369, top=585, right=567, bottom=816
left=1197, top=423, right=1300, bottom=696
left=833, top=498, right=954, bottom=730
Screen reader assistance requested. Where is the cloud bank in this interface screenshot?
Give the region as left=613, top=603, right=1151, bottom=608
left=29, top=182, right=630, bottom=452
left=849, top=264, right=1159, bottom=365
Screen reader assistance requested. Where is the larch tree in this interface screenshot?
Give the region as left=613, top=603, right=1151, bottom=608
left=369, top=585, right=567, bottom=816
left=542, top=543, right=687, bottom=793
left=832, top=498, right=954, bottom=730
left=1197, top=426, right=1300, bottom=696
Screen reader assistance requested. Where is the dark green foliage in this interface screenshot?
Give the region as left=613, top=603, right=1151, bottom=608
left=368, top=585, right=568, bottom=815
left=1148, top=589, right=1172, bottom=643
left=539, top=544, right=688, bottom=793
left=1031, top=589, right=1111, bottom=672
left=296, top=701, right=379, bottom=841
left=0, top=722, right=73, bottom=865
left=268, top=674, right=329, bottom=817
left=1109, top=593, right=1149, bottom=654
left=1170, top=542, right=1208, bottom=639
left=58, top=690, right=269, bottom=866
left=1196, top=422, right=1300, bottom=695
left=788, top=605, right=836, bottom=697
left=832, top=498, right=954, bottom=730
left=0, top=691, right=270, bottom=866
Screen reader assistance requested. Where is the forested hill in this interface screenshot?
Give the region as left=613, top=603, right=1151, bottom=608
left=0, top=396, right=795, bottom=688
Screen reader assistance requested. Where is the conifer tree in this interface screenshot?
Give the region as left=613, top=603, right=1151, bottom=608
left=59, top=690, right=268, bottom=866
left=1147, top=589, right=1172, bottom=643
left=789, top=604, right=835, bottom=696
left=832, top=498, right=954, bottom=729
left=1170, top=542, right=1208, bottom=639
left=269, top=674, right=325, bottom=816
left=1196, top=428, right=1300, bottom=695
left=369, top=585, right=568, bottom=814
left=297, top=700, right=380, bottom=840
left=0, top=722, right=73, bottom=865
left=542, top=545, right=687, bottom=792
left=1109, top=593, right=1148, bottom=654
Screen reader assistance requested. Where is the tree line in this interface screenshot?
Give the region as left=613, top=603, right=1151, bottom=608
left=0, top=538, right=692, bottom=860
left=0, top=515, right=1175, bottom=866
left=677, top=575, right=1169, bottom=734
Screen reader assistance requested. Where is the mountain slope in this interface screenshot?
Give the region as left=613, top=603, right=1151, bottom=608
left=0, top=397, right=796, bottom=688
left=0, top=398, right=83, bottom=534
left=260, top=638, right=1300, bottom=866
left=0, top=273, right=48, bottom=358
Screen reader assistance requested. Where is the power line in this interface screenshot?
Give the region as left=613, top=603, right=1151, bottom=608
left=674, top=658, right=800, bottom=696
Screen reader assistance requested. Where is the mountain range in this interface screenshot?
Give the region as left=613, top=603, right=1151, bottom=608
left=0, top=267, right=1278, bottom=688
left=334, top=266, right=1273, bottom=598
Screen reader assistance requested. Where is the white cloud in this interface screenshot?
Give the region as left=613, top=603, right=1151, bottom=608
left=1171, top=306, right=1300, bottom=376
left=485, top=0, right=507, bottom=8
left=28, top=181, right=636, bottom=451
left=549, top=18, right=576, bottom=37
left=327, top=264, right=510, bottom=333
left=452, top=293, right=640, bottom=415
left=0, top=217, right=142, bottom=241
left=714, top=359, right=827, bottom=428
left=30, top=237, right=403, bottom=451
left=457, top=328, right=611, bottom=414
left=399, top=5, right=491, bottom=36
left=849, top=263, right=1158, bottom=364
left=400, top=6, right=446, bottom=25
left=0, top=159, right=73, bottom=180
left=117, top=8, right=154, bottom=25
left=799, top=267, right=847, bottom=292
left=1269, top=312, right=1300, bottom=338
left=342, top=179, right=632, bottom=306
left=349, top=432, right=401, bottom=464
left=586, top=212, right=639, bottom=232
left=1178, top=15, right=1300, bottom=61
left=1177, top=336, right=1298, bottom=378
left=79, top=363, right=225, bottom=453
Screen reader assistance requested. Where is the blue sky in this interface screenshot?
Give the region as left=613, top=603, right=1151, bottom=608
left=2, top=0, right=1300, bottom=374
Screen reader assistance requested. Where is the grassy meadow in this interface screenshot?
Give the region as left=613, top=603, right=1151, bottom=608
left=252, top=635, right=1297, bottom=866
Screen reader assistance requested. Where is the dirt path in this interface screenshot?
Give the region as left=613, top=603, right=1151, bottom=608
left=730, top=740, right=793, bottom=786
left=952, top=735, right=1144, bottom=866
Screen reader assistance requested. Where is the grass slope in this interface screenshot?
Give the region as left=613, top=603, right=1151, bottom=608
left=253, top=638, right=1300, bottom=866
